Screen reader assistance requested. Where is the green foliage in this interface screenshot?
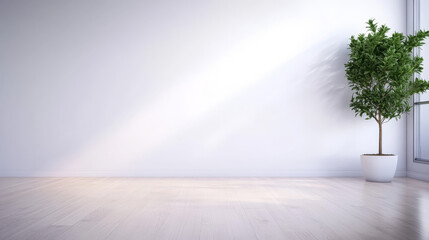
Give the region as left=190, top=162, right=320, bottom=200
left=345, top=19, right=429, bottom=123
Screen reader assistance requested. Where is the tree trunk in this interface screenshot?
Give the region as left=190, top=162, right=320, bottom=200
left=378, top=120, right=383, bottom=155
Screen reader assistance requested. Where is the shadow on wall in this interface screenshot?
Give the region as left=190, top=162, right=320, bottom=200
left=305, top=36, right=354, bottom=126
left=10, top=16, right=336, bottom=174
left=301, top=35, right=367, bottom=172
left=0, top=14, right=361, bottom=176
left=14, top=30, right=357, bottom=176
left=0, top=0, right=408, bottom=177
left=45, top=34, right=357, bottom=176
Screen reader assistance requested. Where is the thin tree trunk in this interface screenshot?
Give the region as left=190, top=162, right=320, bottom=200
left=378, top=112, right=382, bottom=155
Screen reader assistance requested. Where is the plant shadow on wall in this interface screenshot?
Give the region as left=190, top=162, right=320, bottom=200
left=306, top=36, right=353, bottom=125
left=115, top=35, right=359, bottom=175
left=51, top=34, right=362, bottom=175
left=43, top=32, right=357, bottom=176
left=297, top=35, right=363, bottom=171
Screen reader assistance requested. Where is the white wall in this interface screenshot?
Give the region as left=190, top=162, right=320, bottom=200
left=0, top=0, right=407, bottom=177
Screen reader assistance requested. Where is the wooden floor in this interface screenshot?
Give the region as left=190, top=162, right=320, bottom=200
left=0, top=178, right=428, bottom=240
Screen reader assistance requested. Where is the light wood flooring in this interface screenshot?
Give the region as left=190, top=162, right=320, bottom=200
left=0, top=177, right=428, bottom=240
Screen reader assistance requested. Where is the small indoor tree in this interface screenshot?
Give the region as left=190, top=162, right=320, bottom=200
left=345, top=19, right=429, bottom=155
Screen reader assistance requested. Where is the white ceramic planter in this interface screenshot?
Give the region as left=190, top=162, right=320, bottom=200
left=360, top=154, right=398, bottom=182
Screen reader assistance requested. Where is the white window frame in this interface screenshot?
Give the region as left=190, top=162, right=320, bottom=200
left=413, top=0, right=429, bottom=163
left=407, top=0, right=429, bottom=181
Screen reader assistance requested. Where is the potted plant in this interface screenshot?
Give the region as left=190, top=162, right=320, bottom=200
left=345, top=19, right=429, bottom=182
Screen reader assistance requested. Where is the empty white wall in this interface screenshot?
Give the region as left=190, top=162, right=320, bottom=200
left=0, top=0, right=407, bottom=177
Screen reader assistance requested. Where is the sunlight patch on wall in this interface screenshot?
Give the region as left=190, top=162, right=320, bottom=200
left=52, top=19, right=328, bottom=175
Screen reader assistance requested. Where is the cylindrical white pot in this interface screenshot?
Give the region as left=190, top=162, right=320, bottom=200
left=360, top=155, right=398, bottom=182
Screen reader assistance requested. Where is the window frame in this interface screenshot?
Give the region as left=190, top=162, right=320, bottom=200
left=413, top=0, right=429, bottom=164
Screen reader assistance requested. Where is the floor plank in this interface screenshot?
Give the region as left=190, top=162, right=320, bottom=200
left=0, top=177, right=427, bottom=240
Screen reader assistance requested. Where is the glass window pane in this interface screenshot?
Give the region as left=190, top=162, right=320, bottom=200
left=416, top=104, right=429, bottom=160
left=416, top=0, right=429, bottom=162
left=420, top=0, right=429, bottom=101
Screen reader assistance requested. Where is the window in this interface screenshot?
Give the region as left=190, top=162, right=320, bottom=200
left=415, top=0, right=429, bottom=163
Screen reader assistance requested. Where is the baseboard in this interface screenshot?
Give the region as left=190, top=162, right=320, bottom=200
left=407, top=171, right=429, bottom=182
left=0, top=169, right=407, bottom=178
